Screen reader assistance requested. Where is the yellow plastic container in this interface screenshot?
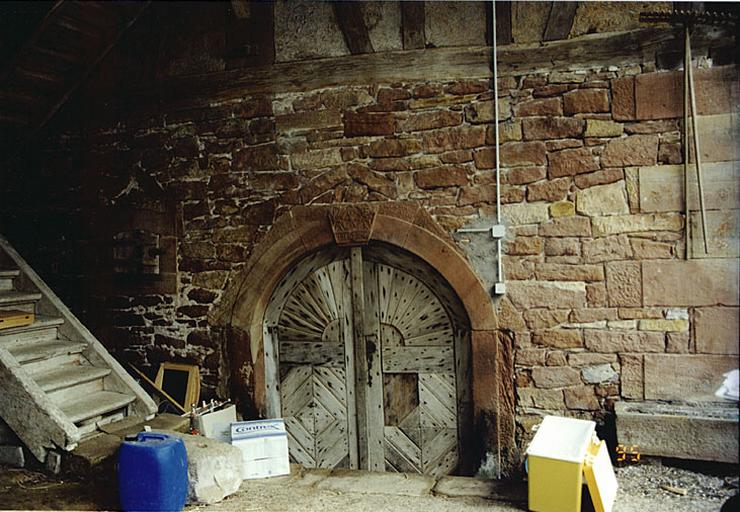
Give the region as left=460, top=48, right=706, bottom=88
left=526, top=416, right=596, bottom=512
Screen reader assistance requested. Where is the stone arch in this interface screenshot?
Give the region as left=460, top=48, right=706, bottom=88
left=211, top=202, right=513, bottom=473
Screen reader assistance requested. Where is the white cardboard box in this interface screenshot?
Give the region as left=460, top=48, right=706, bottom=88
left=230, top=419, right=290, bottom=480
left=194, top=405, right=237, bottom=443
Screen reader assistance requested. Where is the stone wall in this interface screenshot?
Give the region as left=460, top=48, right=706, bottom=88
left=1, top=47, right=737, bottom=455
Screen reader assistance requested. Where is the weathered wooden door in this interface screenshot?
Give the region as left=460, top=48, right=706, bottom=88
left=265, top=245, right=470, bottom=476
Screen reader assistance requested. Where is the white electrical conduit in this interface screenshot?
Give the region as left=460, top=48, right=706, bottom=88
left=492, top=1, right=504, bottom=287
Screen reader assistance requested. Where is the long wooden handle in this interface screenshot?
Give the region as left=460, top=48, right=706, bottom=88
left=129, top=364, right=188, bottom=415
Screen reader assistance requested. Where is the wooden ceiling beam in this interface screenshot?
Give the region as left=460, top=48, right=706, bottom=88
left=543, top=1, right=578, bottom=42
left=401, top=2, right=425, bottom=50
left=333, top=2, right=374, bottom=55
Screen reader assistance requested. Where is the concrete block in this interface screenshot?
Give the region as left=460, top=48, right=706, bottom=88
left=642, top=259, right=739, bottom=306
left=0, top=445, right=24, bottom=468
left=644, top=354, right=739, bottom=402
left=616, top=401, right=739, bottom=463
left=689, top=209, right=740, bottom=258
left=639, top=161, right=740, bottom=213
left=156, top=430, right=243, bottom=505
left=694, top=307, right=740, bottom=355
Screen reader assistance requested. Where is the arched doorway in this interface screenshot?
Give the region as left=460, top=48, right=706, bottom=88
left=263, top=242, right=471, bottom=477
left=213, top=203, right=510, bottom=476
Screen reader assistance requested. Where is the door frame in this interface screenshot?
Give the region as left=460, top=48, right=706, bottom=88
left=215, top=203, right=512, bottom=474
left=263, top=243, right=473, bottom=474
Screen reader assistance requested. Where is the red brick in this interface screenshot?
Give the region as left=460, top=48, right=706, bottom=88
left=513, top=97, right=563, bottom=117
left=563, top=88, right=610, bottom=115
left=414, top=166, right=469, bottom=189
left=445, top=80, right=489, bottom=95
left=574, top=168, right=624, bottom=189
left=601, top=134, right=658, bottom=167
left=397, top=111, right=462, bottom=132
left=635, top=66, right=738, bottom=120
left=547, top=147, right=599, bottom=178
left=527, top=177, right=571, bottom=202
left=522, top=117, right=584, bottom=140
left=365, top=139, right=422, bottom=157
left=500, top=141, right=547, bottom=166
left=507, top=166, right=546, bottom=185
left=458, top=185, right=498, bottom=206
left=422, top=126, right=486, bottom=153
left=611, top=76, right=635, bottom=121
left=343, top=112, right=395, bottom=136
left=473, top=147, right=496, bottom=169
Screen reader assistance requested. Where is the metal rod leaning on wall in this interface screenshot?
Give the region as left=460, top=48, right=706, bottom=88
left=683, top=27, right=691, bottom=259
left=684, top=26, right=710, bottom=254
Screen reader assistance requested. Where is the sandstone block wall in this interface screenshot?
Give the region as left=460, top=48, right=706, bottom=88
left=1, top=51, right=736, bottom=451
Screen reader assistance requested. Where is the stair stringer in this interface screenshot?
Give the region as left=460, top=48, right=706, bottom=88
left=0, top=346, right=79, bottom=461
left=0, top=235, right=157, bottom=420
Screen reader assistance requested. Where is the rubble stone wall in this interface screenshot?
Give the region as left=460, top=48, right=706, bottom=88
left=2, top=57, right=737, bottom=452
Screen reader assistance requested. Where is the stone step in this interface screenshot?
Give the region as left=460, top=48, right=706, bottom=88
left=35, top=364, right=111, bottom=393
left=0, top=270, right=20, bottom=291
left=9, top=339, right=87, bottom=364
left=0, top=291, right=41, bottom=312
left=616, top=401, right=740, bottom=464
left=0, top=315, right=64, bottom=345
left=59, top=391, right=136, bottom=424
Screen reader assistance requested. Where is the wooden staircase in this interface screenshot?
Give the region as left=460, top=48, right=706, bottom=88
left=0, top=235, right=157, bottom=464
left=0, top=0, right=149, bottom=152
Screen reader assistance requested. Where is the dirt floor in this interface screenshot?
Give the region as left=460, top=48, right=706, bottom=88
left=0, top=459, right=737, bottom=511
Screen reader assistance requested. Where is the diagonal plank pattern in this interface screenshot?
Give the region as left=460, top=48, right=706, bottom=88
left=278, top=260, right=352, bottom=469
left=272, top=251, right=464, bottom=477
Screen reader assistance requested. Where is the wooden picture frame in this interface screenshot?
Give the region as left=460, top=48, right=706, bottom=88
left=155, top=363, right=201, bottom=412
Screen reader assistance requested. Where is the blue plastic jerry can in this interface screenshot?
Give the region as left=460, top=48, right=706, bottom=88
left=118, top=432, right=189, bottom=512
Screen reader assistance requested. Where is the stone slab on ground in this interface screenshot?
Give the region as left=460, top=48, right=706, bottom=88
left=99, top=413, right=189, bottom=437
left=433, top=475, right=499, bottom=498
left=0, top=445, right=24, bottom=468
left=63, top=413, right=191, bottom=475
left=615, top=401, right=739, bottom=463
left=64, top=433, right=121, bottom=474
left=316, top=468, right=435, bottom=496
left=155, top=430, right=243, bottom=505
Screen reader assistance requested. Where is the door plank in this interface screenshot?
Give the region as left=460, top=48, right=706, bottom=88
left=361, top=260, right=386, bottom=471
left=382, top=345, right=455, bottom=373
left=350, top=247, right=371, bottom=469
left=335, top=258, right=359, bottom=469
left=384, top=426, right=422, bottom=473
left=280, top=341, right=345, bottom=367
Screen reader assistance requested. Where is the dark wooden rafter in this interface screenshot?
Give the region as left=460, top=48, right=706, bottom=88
left=225, top=0, right=275, bottom=67
left=100, top=25, right=731, bottom=114
left=543, top=1, right=579, bottom=42
left=333, top=2, right=374, bottom=55
left=0, top=0, right=151, bottom=154
left=35, top=2, right=151, bottom=134
left=401, top=2, right=425, bottom=50
left=486, top=1, right=512, bottom=46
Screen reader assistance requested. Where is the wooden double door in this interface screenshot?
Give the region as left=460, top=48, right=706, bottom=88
left=264, top=244, right=471, bottom=477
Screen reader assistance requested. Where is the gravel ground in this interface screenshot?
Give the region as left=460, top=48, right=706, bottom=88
left=0, top=459, right=737, bottom=511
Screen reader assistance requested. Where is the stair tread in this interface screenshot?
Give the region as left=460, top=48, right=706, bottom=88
left=36, top=365, right=111, bottom=392
left=0, top=270, right=20, bottom=278
left=59, top=391, right=136, bottom=424
left=0, top=315, right=64, bottom=336
left=10, top=339, right=87, bottom=363
left=0, top=291, right=42, bottom=305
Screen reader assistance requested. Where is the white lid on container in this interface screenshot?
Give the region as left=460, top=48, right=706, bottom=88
left=525, top=415, right=597, bottom=463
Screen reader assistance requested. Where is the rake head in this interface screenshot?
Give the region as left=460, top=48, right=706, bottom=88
left=640, top=9, right=738, bottom=27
